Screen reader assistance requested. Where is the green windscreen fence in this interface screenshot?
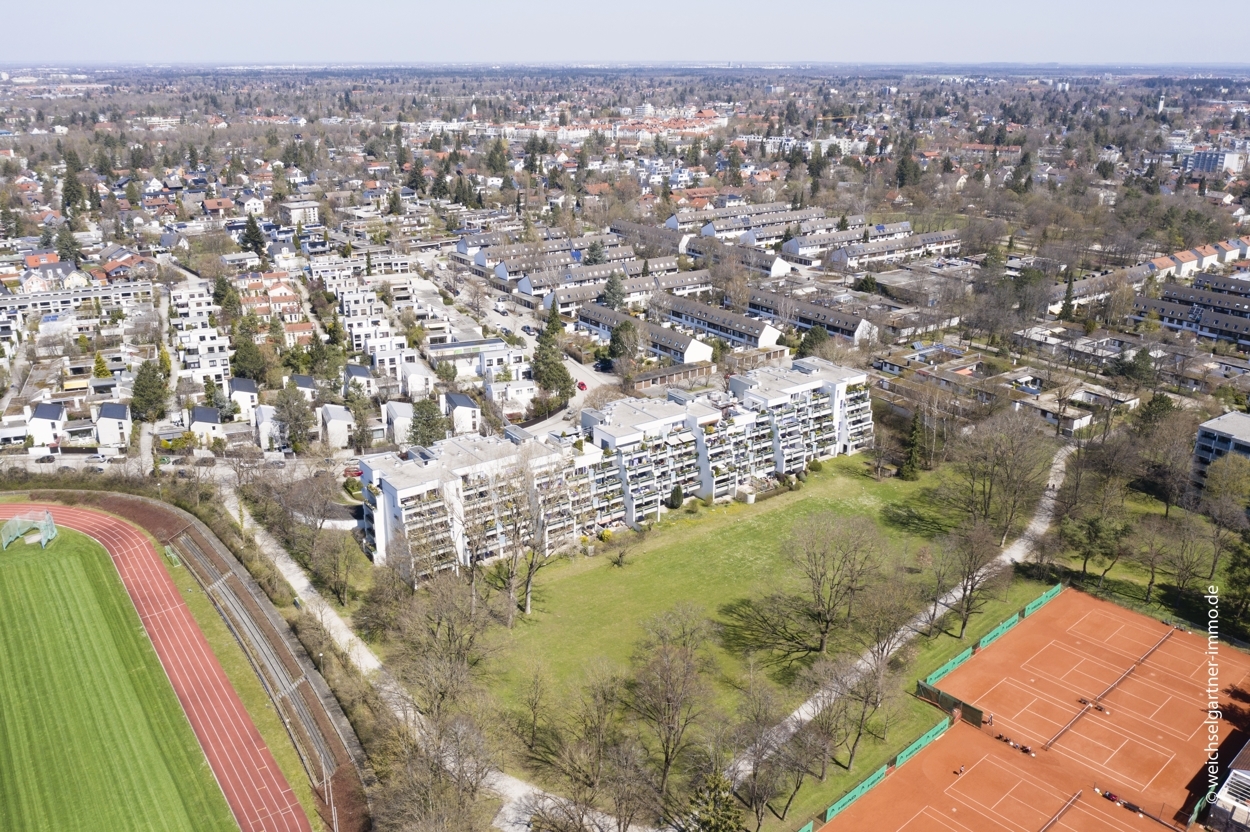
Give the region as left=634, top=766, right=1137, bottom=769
left=925, top=646, right=973, bottom=686
left=1189, top=794, right=1209, bottom=826
left=824, top=764, right=888, bottom=822
left=894, top=717, right=950, bottom=768
left=1025, top=583, right=1063, bottom=617
left=916, top=681, right=982, bottom=726
left=796, top=823, right=813, bottom=832
left=978, top=613, right=1020, bottom=650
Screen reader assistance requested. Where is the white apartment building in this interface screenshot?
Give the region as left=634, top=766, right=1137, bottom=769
left=362, top=358, right=873, bottom=571
left=176, top=328, right=233, bottom=386
left=170, top=281, right=219, bottom=330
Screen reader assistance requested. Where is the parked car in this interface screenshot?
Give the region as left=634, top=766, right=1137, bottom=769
left=36, top=455, right=55, bottom=464
left=85, top=453, right=108, bottom=463
left=58, top=465, right=74, bottom=473
left=577, top=381, right=587, bottom=391
left=521, top=325, right=535, bottom=336
left=343, top=467, right=362, bottom=478
left=498, top=309, right=509, bottom=317
left=88, top=466, right=106, bottom=474
left=266, top=459, right=286, bottom=468
left=176, top=469, right=192, bottom=479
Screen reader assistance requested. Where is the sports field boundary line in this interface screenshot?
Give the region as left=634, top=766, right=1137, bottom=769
left=1038, top=789, right=1080, bottom=832
left=0, top=503, right=312, bottom=832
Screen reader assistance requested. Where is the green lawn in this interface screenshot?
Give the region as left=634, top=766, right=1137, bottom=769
left=0, top=529, right=236, bottom=832
left=491, top=457, right=955, bottom=714
left=474, top=453, right=1059, bottom=832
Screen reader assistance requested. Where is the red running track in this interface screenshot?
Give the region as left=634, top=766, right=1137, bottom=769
left=1, top=504, right=311, bottom=832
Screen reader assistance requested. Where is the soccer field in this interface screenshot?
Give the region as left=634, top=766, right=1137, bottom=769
left=0, top=529, right=237, bottom=832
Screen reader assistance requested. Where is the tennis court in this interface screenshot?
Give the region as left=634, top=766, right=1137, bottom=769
left=820, top=590, right=1250, bottom=831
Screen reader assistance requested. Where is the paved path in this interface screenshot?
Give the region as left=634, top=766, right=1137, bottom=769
left=219, top=488, right=569, bottom=830
left=729, top=443, right=1076, bottom=779
left=6, top=504, right=310, bottom=832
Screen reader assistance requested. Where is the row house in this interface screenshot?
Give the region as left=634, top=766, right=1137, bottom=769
left=663, top=201, right=791, bottom=232
left=576, top=303, right=715, bottom=364
left=543, top=270, right=714, bottom=317
left=826, top=231, right=962, bottom=271
left=747, top=289, right=879, bottom=346
left=343, top=314, right=403, bottom=355
left=662, top=295, right=782, bottom=349
left=170, top=281, right=218, bottom=330
left=781, top=222, right=913, bottom=261
left=516, top=256, right=681, bottom=304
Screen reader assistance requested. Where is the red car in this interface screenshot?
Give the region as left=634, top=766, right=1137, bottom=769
left=343, top=467, right=362, bottom=478
left=577, top=381, right=587, bottom=391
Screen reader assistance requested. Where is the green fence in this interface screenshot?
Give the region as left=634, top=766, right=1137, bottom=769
left=796, top=823, right=813, bottom=832
left=824, top=764, right=888, bottom=822
left=894, top=717, right=950, bottom=769
left=1188, top=793, right=1209, bottom=826
left=1024, top=583, right=1063, bottom=617
left=925, top=646, right=973, bottom=686
left=978, top=613, right=1020, bottom=650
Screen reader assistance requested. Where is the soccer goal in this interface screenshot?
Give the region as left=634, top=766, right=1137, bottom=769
left=1, top=511, right=58, bottom=549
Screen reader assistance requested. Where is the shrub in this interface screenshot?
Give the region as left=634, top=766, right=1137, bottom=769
left=808, top=459, right=823, bottom=472
left=598, top=529, right=612, bottom=543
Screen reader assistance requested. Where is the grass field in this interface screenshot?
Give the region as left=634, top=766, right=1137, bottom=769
left=490, top=456, right=956, bottom=713
left=0, top=529, right=236, bottom=832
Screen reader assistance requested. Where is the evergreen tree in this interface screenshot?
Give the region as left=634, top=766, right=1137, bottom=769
left=55, top=224, right=82, bottom=264
left=387, top=188, right=402, bottom=215
left=899, top=412, right=924, bottom=480
left=231, top=336, right=267, bottom=381
left=130, top=360, right=168, bottom=422
left=241, top=213, right=267, bottom=257
left=405, top=164, right=426, bottom=195
left=407, top=398, right=449, bottom=447
left=601, top=270, right=626, bottom=310
left=158, top=344, right=171, bottom=378
left=668, top=484, right=684, bottom=509
left=583, top=240, right=605, bottom=266
left=273, top=382, right=313, bottom=450
left=608, top=320, right=639, bottom=359
left=684, top=773, right=742, bottom=832
left=92, top=351, right=111, bottom=379
left=61, top=169, right=84, bottom=215
left=796, top=325, right=828, bottom=358
left=531, top=311, right=575, bottom=402
left=1059, top=272, right=1076, bottom=321
left=39, top=225, right=54, bottom=249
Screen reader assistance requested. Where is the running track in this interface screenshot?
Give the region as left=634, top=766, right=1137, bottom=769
left=0, top=504, right=311, bottom=832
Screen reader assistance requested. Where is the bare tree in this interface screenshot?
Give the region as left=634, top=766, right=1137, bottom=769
left=626, top=606, right=710, bottom=803
left=946, top=523, right=1009, bottom=638
left=944, top=409, right=1052, bottom=545
left=1166, top=514, right=1210, bottom=594
left=313, top=529, right=360, bottom=606
left=1130, top=516, right=1173, bottom=604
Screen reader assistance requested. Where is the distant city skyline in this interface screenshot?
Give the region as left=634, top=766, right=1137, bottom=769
left=8, top=0, right=1250, bottom=68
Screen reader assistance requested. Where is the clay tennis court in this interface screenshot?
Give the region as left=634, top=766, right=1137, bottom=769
left=0, top=504, right=310, bottom=832
left=820, top=589, right=1250, bottom=831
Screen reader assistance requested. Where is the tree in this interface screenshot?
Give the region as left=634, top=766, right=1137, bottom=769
left=1059, top=272, right=1076, bottom=321
left=608, top=320, right=639, bottom=360
left=683, top=772, right=740, bottom=832
left=92, top=351, right=111, bottom=379
left=314, top=530, right=360, bottom=606
left=130, top=360, right=168, bottom=422
left=1130, top=516, right=1173, bottom=604
left=272, top=382, right=313, bottom=451
left=231, top=336, right=267, bottom=382
left=947, top=522, right=1008, bottom=638
left=796, top=326, right=828, bottom=359
left=583, top=240, right=606, bottom=266
left=435, top=361, right=458, bottom=385
left=55, top=224, right=81, bottom=264
left=158, top=344, right=171, bottom=379
left=626, top=606, right=709, bottom=801
left=241, top=213, right=267, bottom=257
left=899, top=412, right=924, bottom=480
left=944, top=410, right=1052, bottom=545
left=408, top=398, right=448, bottom=447
left=1139, top=410, right=1201, bottom=517
left=668, top=484, right=683, bottom=510
left=532, top=312, right=575, bottom=402
left=601, top=270, right=626, bottom=310
left=1061, top=515, right=1132, bottom=589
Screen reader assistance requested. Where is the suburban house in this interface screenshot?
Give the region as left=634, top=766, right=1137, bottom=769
left=321, top=404, right=355, bottom=448
left=189, top=406, right=224, bottom=445
left=27, top=402, right=67, bottom=446
left=93, top=403, right=131, bottom=447
left=445, top=392, right=482, bottom=435
left=229, top=377, right=260, bottom=423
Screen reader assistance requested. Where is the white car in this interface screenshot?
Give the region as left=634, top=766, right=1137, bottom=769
left=85, top=453, right=108, bottom=463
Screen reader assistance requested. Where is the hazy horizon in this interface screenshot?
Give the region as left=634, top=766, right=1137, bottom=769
left=8, top=0, right=1249, bottom=68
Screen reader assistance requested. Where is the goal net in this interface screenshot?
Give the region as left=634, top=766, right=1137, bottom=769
left=1, top=511, right=57, bottom=550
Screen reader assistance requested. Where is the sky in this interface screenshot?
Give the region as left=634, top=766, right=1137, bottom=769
left=5, top=0, right=1248, bottom=68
